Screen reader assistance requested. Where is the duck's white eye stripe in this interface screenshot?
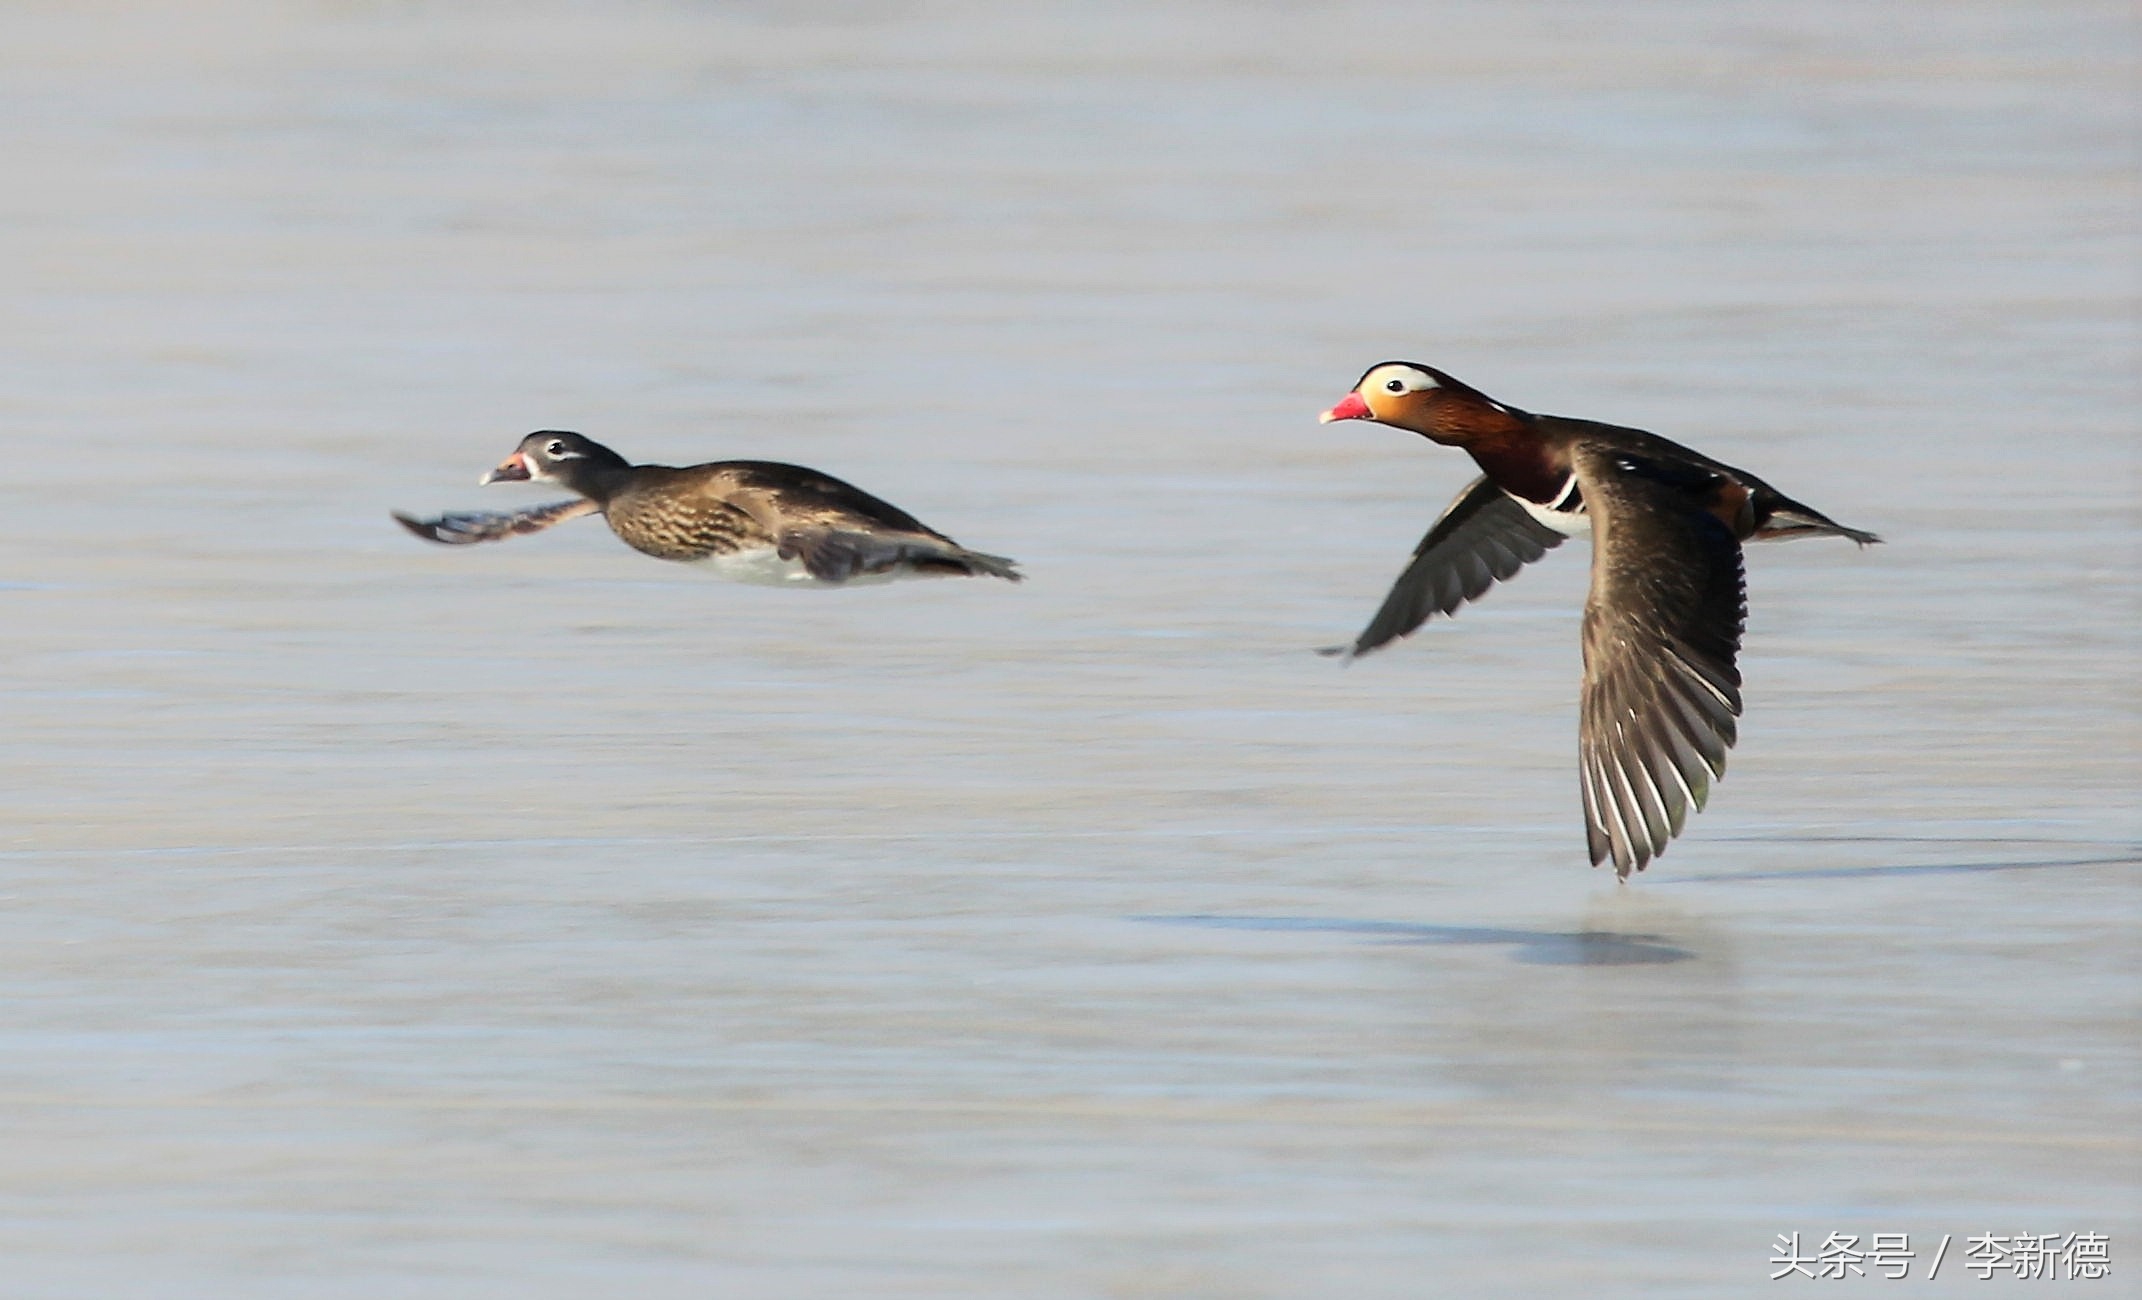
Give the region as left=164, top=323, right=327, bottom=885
left=1373, top=367, right=1437, bottom=394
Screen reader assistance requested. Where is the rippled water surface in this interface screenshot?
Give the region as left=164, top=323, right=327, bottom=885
left=0, top=2, right=2133, bottom=1295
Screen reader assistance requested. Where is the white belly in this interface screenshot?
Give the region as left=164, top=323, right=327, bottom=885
left=1512, top=492, right=1593, bottom=537
left=692, top=547, right=904, bottom=588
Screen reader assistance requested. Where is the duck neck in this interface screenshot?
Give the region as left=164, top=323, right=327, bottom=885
left=555, top=453, right=636, bottom=504
left=1459, top=418, right=1568, bottom=505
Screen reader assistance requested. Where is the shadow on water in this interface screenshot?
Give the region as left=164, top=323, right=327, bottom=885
left=1662, top=852, right=2138, bottom=886
left=1132, top=914, right=1695, bottom=966
left=1143, top=900, right=1747, bottom=1095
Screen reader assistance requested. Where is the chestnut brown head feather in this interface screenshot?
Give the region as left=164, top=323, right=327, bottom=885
left=1345, top=362, right=1523, bottom=445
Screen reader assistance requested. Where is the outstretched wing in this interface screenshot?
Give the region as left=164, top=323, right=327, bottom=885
left=392, top=498, right=600, bottom=545
left=1575, top=450, right=1748, bottom=878
left=1327, top=475, right=1567, bottom=658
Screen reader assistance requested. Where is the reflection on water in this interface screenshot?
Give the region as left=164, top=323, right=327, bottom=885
left=1667, top=851, right=2139, bottom=885
left=1137, top=913, right=1696, bottom=966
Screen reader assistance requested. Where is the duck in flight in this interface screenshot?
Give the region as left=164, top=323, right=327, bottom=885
left=1320, top=362, right=1879, bottom=878
left=394, top=431, right=1021, bottom=586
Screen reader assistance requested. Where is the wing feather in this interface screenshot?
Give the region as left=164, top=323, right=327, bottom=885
left=775, top=526, right=1022, bottom=583
left=392, top=498, right=600, bottom=545
left=1576, top=449, right=1748, bottom=877
left=693, top=463, right=1020, bottom=583
left=1329, top=475, right=1567, bottom=658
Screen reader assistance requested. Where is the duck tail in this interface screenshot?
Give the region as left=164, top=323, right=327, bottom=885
left=1755, top=501, right=1882, bottom=546
left=931, top=547, right=1024, bottom=582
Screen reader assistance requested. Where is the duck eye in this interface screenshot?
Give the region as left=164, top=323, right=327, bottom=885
left=1384, top=378, right=1407, bottom=393
left=544, top=440, right=568, bottom=457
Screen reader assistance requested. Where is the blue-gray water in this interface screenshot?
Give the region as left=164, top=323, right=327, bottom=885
left=0, top=2, right=2133, bottom=1296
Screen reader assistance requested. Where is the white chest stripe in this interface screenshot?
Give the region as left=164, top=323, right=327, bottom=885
left=1511, top=482, right=1593, bottom=537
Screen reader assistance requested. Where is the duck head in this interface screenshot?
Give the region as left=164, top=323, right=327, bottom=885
left=483, top=430, right=633, bottom=497
left=1319, top=362, right=1522, bottom=445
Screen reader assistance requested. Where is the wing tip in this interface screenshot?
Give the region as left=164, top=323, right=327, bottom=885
left=944, top=549, right=1022, bottom=581
left=391, top=511, right=447, bottom=543
left=973, top=554, right=1025, bottom=582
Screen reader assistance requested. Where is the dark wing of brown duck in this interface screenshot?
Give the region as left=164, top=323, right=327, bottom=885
left=392, top=498, right=601, bottom=545
left=702, top=462, right=1022, bottom=583
left=703, top=461, right=937, bottom=532
left=1325, top=475, right=1567, bottom=659
left=1574, top=448, right=1747, bottom=878
left=772, top=526, right=1022, bottom=582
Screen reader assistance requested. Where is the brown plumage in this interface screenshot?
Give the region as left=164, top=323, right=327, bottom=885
left=1322, top=362, right=1879, bottom=878
left=395, top=431, right=1021, bottom=586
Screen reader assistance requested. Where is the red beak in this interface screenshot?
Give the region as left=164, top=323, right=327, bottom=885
left=480, top=452, right=531, bottom=485
left=1319, top=391, right=1372, bottom=424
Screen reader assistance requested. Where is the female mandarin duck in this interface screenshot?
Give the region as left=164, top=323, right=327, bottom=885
left=396, top=431, right=1020, bottom=585
left=1320, top=362, right=1878, bottom=878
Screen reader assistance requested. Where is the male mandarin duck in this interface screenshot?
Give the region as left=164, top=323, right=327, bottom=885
left=1321, top=362, right=1878, bottom=878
